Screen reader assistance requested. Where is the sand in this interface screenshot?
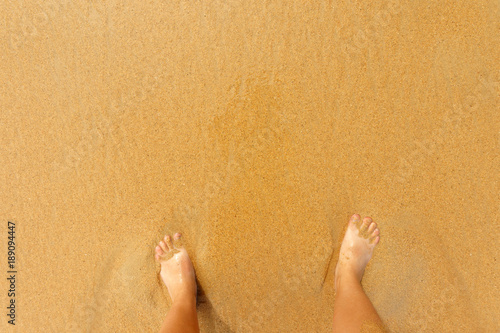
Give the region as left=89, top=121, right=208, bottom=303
left=1, top=0, right=499, bottom=332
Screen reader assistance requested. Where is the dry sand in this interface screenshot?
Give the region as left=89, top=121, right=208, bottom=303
left=1, top=0, right=499, bottom=332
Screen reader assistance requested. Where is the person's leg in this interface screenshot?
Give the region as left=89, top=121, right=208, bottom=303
left=332, top=214, right=384, bottom=332
left=155, top=233, right=199, bottom=333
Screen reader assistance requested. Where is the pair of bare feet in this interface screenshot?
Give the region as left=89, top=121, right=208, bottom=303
left=154, top=214, right=380, bottom=304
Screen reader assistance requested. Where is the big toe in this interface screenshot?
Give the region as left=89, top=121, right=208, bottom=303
left=173, top=232, right=183, bottom=248
left=349, top=214, right=361, bottom=228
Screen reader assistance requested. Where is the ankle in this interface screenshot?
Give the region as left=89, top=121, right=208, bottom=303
left=335, top=266, right=363, bottom=291
left=172, top=289, right=197, bottom=307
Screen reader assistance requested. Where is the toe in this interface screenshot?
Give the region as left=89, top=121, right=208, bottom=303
left=173, top=233, right=183, bottom=248
left=350, top=214, right=361, bottom=227
left=360, top=217, right=372, bottom=232
left=155, top=245, right=164, bottom=255
left=368, top=222, right=377, bottom=234
left=370, top=235, right=380, bottom=245
left=159, top=240, right=168, bottom=253
left=369, top=229, right=380, bottom=243
left=164, top=235, right=174, bottom=250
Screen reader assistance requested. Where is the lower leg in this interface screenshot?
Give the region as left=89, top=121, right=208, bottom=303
left=332, top=214, right=384, bottom=332
left=159, top=292, right=199, bottom=333
left=333, top=270, right=383, bottom=331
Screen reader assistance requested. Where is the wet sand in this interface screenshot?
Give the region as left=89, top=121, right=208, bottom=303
left=1, top=0, right=499, bottom=332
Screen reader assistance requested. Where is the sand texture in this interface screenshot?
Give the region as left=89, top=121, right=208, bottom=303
left=1, top=0, right=499, bottom=332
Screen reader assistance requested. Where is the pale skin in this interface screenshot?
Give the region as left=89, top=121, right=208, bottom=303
left=154, top=233, right=199, bottom=333
left=154, top=214, right=383, bottom=333
left=332, top=214, right=384, bottom=332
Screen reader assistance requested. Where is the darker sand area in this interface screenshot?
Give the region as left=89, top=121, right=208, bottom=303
left=1, top=0, right=499, bottom=332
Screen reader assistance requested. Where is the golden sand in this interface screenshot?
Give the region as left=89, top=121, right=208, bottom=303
left=1, top=0, right=499, bottom=332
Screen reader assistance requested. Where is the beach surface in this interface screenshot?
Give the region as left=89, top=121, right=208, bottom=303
left=1, top=0, right=499, bottom=332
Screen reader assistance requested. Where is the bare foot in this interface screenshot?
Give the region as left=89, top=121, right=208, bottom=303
left=154, top=233, right=197, bottom=303
left=335, top=214, right=380, bottom=291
